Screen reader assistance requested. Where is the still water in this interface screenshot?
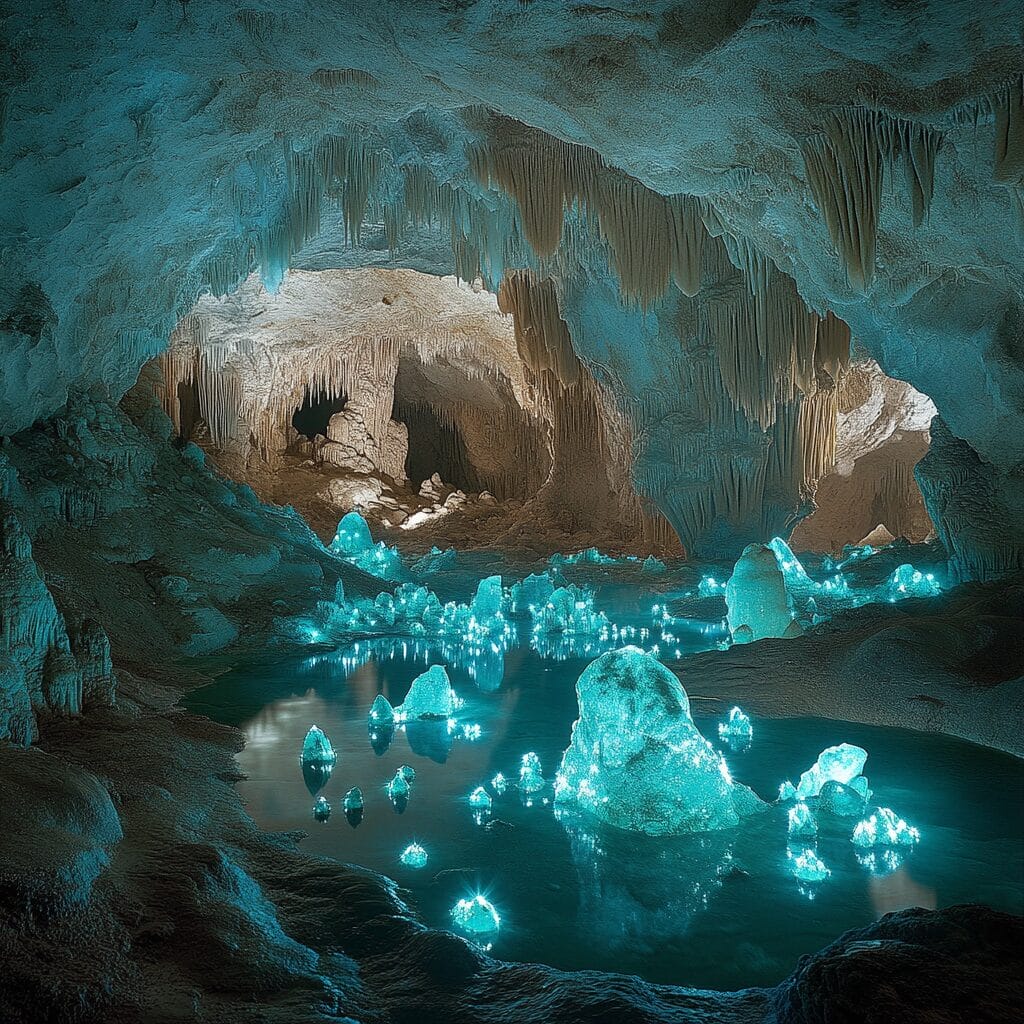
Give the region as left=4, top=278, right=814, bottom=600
left=188, top=617, right=1024, bottom=990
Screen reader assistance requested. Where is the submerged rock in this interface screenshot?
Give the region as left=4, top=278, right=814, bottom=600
left=555, top=646, right=765, bottom=834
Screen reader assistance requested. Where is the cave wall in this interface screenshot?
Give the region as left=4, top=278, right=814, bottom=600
left=1, top=2, right=1022, bottom=572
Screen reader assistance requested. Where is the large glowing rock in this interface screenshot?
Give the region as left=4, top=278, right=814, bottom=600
left=726, top=543, right=803, bottom=643
left=397, top=664, right=456, bottom=720
left=795, top=743, right=868, bottom=799
left=555, top=647, right=765, bottom=835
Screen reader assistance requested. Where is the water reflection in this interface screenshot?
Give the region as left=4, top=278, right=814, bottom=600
left=557, top=807, right=733, bottom=954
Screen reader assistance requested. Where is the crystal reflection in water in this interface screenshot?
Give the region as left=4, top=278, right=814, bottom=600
left=557, top=806, right=734, bottom=955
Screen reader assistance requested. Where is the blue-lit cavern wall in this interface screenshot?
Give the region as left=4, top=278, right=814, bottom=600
left=1, top=1, right=1022, bottom=567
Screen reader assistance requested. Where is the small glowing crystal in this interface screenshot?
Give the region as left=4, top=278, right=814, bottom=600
left=718, top=706, right=753, bottom=739
left=787, top=802, right=818, bottom=838
left=851, top=807, right=921, bottom=848
left=399, top=842, right=428, bottom=868
left=469, top=786, right=492, bottom=810
left=490, top=772, right=507, bottom=794
left=301, top=724, right=336, bottom=765
left=450, top=894, right=500, bottom=934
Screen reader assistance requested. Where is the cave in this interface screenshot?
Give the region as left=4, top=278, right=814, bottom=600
left=1, top=5, right=1022, bottom=1023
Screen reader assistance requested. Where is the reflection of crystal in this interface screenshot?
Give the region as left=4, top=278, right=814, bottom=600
left=399, top=842, right=428, bottom=869
left=301, top=759, right=333, bottom=795
left=406, top=719, right=453, bottom=763
left=557, top=808, right=731, bottom=953
left=787, top=845, right=830, bottom=883
left=343, top=787, right=363, bottom=827
left=856, top=847, right=907, bottom=877
left=368, top=722, right=395, bottom=756
left=450, top=894, right=500, bottom=935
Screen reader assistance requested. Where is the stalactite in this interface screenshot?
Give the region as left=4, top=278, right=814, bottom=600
left=801, top=108, right=944, bottom=289
left=309, top=68, right=379, bottom=89
left=497, top=271, right=580, bottom=385
left=993, top=75, right=1024, bottom=185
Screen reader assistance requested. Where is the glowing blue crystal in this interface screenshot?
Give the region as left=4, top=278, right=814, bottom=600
left=313, top=796, right=331, bottom=822
left=795, top=743, right=868, bottom=799
left=368, top=694, right=395, bottom=725
left=887, top=564, right=942, bottom=600
left=399, top=842, right=428, bottom=868
left=343, top=786, right=363, bottom=811
left=718, top=706, right=753, bottom=739
left=397, top=665, right=456, bottom=720
left=519, top=752, right=545, bottom=794
left=852, top=807, right=921, bottom=848
left=387, top=771, right=410, bottom=801
left=726, top=543, right=802, bottom=643
left=787, top=802, right=818, bottom=838
left=450, top=894, right=500, bottom=935
left=398, top=763, right=416, bottom=782
left=469, top=786, right=492, bottom=810
left=778, top=780, right=797, bottom=801
left=555, top=647, right=765, bottom=834
left=490, top=772, right=507, bottom=795
left=330, top=511, right=373, bottom=557
left=301, top=725, right=336, bottom=765
left=818, top=779, right=868, bottom=817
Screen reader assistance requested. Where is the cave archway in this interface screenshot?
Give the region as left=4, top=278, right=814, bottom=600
left=292, top=387, right=347, bottom=440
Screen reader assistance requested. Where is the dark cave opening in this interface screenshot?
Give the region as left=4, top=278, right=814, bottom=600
left=392, top=399, right=481, bottom=494
left=292, top=387, right=347, bottom=440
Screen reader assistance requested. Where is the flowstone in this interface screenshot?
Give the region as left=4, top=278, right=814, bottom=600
left=554, top=647, right=765, bottom=835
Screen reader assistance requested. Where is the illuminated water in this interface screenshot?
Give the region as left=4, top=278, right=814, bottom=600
left=187, top=562, right=1023, bottom=990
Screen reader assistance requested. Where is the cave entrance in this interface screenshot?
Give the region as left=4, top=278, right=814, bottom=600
left=292, top=387, right=347, bottom=440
